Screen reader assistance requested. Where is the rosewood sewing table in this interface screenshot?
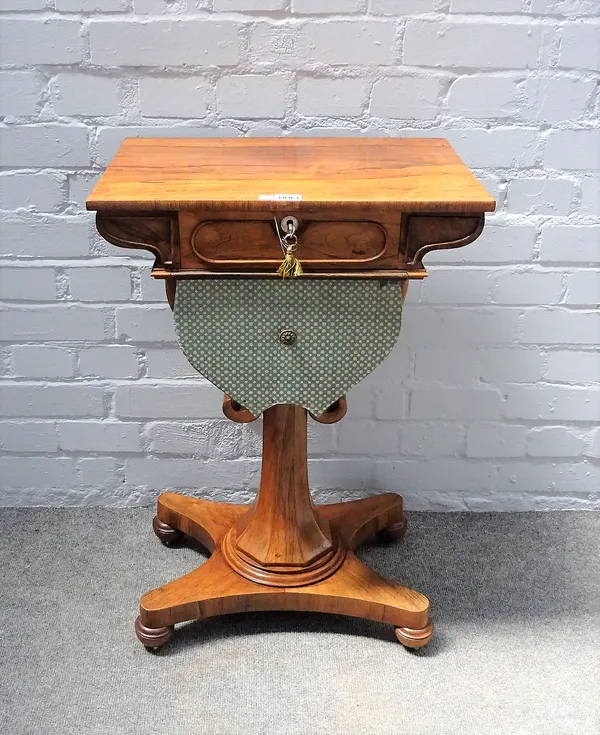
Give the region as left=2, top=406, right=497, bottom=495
left=87, top=137, right=495, bottom=652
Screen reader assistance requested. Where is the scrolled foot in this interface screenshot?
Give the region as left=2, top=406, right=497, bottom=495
left=135, top=616, right=173, bottom=651
left=395, top=620, right=434, bottom=650
left=152, top=516, right=183, bottom=546
left=376, top=517, right=407, bottom=543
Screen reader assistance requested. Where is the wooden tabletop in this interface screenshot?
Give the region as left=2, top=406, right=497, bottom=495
left=87, top=137, right=495, bottom=214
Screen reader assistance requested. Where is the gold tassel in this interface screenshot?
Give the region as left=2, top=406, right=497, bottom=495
left=277, top=247, right=303, bottom=278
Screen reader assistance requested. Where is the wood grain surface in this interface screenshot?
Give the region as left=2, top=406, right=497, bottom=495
left=91, top=137, right=494, bottom=652
left=138, top=488, right=431, bottom=646
left=87, top=137, right=495, bottom=213
left=180, top=208, right=396, bottom=271
left=135, top=406, right=433, bottom=650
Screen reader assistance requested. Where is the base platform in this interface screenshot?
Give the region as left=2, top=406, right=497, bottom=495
left=135, top=490, right=433, bottom=651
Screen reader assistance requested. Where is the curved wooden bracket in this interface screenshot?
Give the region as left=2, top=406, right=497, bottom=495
left=95, top=213, right=178, bottom=270
left=222, top=394, right=260, bottom=423
left=309, top=396, right=347, bottom=424
left=402, top=214, right=485, bottom=275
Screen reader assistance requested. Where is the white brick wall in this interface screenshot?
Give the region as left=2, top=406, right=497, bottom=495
left=1, top=1, right=598, bottom=510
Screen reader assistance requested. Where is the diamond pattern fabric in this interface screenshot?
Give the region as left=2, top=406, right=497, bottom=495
left=173, top=278, right=403, bottom=416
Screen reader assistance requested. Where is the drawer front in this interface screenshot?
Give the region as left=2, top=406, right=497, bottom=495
left=179, top=210, right=402, bottom=271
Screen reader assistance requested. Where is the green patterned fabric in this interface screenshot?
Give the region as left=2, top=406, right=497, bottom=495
left=173, top=278, right=403, bottom=416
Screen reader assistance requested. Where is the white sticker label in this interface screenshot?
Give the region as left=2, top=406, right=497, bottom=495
left=258, top=194, right=302, bottom=201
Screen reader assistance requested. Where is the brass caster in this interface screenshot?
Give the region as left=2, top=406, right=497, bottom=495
left=152, top=516, right=183, bottom=546
left=394, top=620, right=434, bottom=650
left=135, top=616, right=173, bottom=651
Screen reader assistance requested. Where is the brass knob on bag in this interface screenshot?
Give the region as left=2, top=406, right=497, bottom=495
left=279, top=329, right=297, bottom=346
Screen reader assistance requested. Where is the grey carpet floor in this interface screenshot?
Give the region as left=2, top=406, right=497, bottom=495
left=1, top=509, right=598, bottom=735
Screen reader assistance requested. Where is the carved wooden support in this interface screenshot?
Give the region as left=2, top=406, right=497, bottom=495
left=222, top=394, right=260, bottom=423
left=95, top=213, right=178, bottom=270
left=96, top=213, right=179, bottom=307
left=221, top=405, right=346, bottom=587
left=309, top=396, right=347, bottom=424
left=402, top=214, right=485, bottom=275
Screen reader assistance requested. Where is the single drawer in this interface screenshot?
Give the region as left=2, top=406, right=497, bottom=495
left=179, top=209, right=403, bottom=272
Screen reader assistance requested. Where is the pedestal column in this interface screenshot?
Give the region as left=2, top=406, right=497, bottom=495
left=221, top=404, right=346, bottom=586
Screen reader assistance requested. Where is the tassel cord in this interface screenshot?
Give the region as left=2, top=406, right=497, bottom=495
left=274, top=217, right=303, bottom=279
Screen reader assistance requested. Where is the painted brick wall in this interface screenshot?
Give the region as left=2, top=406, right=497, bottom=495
left=1, top=0, right=599, bottom=510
